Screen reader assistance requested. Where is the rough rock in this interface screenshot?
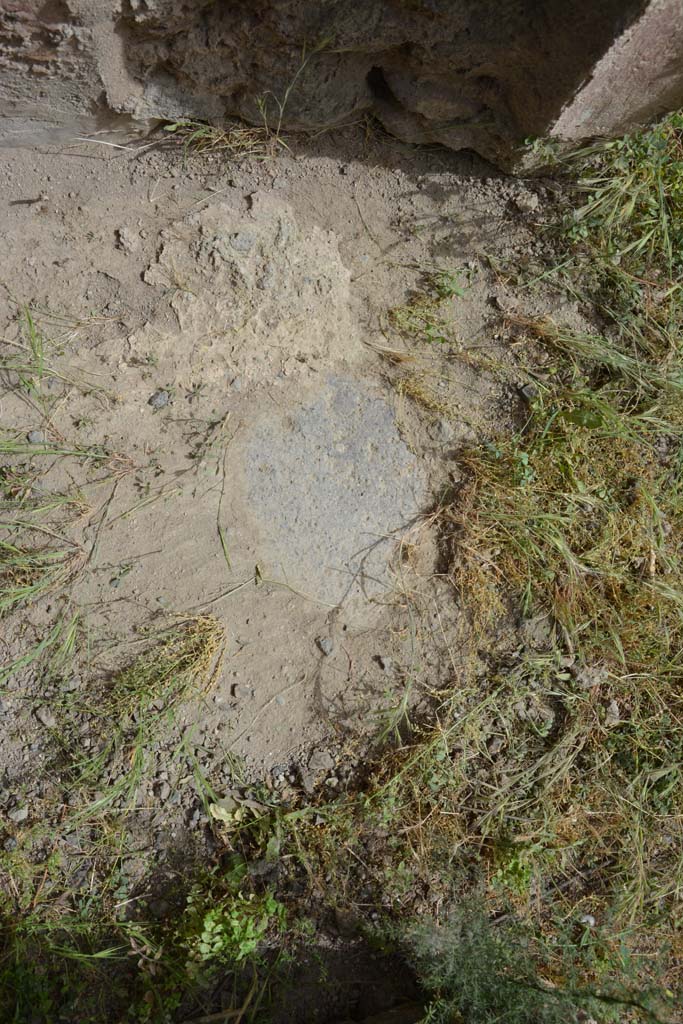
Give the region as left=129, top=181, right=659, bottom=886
left=2, top=2, right=683, bottom=166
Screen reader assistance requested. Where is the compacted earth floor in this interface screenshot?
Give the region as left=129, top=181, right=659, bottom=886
left=0, top=123, right=577, bottom=1020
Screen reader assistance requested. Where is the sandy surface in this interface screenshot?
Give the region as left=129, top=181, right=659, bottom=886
left=0, top=125, right=562, bottom=873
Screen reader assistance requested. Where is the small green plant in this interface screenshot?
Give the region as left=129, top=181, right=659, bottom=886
left=389, top=265, right=467, bottom=347
left=430, top=269, right=466, bottom=301
left=491, top=842, right=535, bottom=897
left=185, top=890, right=285, bottom=972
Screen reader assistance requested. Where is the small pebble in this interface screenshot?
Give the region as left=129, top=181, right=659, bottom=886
left=579, top=913, right=596, bottom=928
left=26, top=430, right=45, bottom=444
left=148, top=389, right=170, bottom=410
left=308, top=748, right=335, bottom=772
left=316, top=636, right=334, bottom=656
left=35, top=706, right=56, bottom=729
left=605, top=699, right=621, bottom=727
left=3, top=837, right=17, bottom=852
left=488, top=736, right=505, bottom=755
left=299, top=769, right=316, bottom=795
left=232, top=682, right=254, bottom=700
left=8, top=806, right=28, bottom=824
left=156, top=781, right=171, bottom=802
left=518, top=382, right=538, bottom=402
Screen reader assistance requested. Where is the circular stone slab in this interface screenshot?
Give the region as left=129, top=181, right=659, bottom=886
left=243, top=377, right=428, bottom=606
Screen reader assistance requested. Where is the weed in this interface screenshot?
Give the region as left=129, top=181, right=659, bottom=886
left=567, top=112, right=683, bottom=275
left=1, top=308, right=109, bottom=402
left=457, top=383, right=683, bottom=670
left=0, top=531, right=83, bottom=613
left=0, top=435, right=109, bottom=460
left=389, top=268, right=466, bottom=349
left=62, top=616, right=225, bottom=821
left=183, top=885, right=285, bottom=974
left=0, top=610, right=80, bottom=687
left=406, top=902, right=672, bottom=1024
left=162, top=40, right=332, bottom=163
left=105, top=615, right=224, bottom=716
left=163, top=118, right=284, bottom=162
left=395, top=371, right=456, bottom=418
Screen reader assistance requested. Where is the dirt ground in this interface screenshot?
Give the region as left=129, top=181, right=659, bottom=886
left=0, top=124, right=580, bottom=1016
